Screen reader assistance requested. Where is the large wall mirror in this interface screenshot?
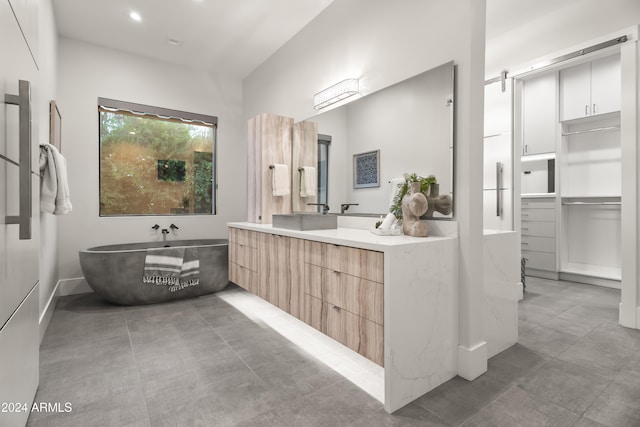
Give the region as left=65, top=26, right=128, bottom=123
left=305, top=61, right=455, bottom=218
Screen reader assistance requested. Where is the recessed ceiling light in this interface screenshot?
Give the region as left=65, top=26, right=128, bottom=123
left=129, top=11, right=142, bottom=22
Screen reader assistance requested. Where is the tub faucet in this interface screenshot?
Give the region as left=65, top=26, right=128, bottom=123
left=161, top=229, right=169, bottom=241
left=307, top=203, right=330, bottom=215
left=340, top=203, right=359, bottom=214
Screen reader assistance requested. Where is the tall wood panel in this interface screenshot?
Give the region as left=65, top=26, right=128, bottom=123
left=247, top=113, right=293, bottom=223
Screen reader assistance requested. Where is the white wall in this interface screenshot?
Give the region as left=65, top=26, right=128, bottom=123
left=38, top=0, right=59, bottom=333
left=56, top=38, right=246, bottom=283
left=244, top=0, right=488, bottom=378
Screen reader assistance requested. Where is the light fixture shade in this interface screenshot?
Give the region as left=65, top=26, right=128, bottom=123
left=314, top=78, right=359, bottom=110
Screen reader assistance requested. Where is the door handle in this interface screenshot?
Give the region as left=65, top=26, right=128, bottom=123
left=4, top=80, right=32, bottom=240
left=496, top=162, right=503, bottom=217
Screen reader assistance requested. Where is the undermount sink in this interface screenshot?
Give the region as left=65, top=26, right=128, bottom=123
left=272, top=213, right=337, bottom=231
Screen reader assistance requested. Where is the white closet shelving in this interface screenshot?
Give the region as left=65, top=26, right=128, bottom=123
left=517, top=51, right=622, bottom=287
left=559, top=111, right=622, bottom=284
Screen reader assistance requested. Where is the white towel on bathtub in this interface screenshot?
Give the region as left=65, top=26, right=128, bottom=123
left=143, top=247, right=200, bottom=292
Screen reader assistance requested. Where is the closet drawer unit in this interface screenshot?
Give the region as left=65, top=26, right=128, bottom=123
left=521, top=235, right=556, bottom=253
left=521, top=208, right=555, bottom=222
left=521, top=221, right=556, bottom=238
left=522, top=250, right=556, bottom=271
left=521, top=200, right=555, bottom=209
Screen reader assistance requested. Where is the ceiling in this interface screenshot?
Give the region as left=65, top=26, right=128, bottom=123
left=52, top=0, right=335, bottom=78
left=53, top=1, right=572, bottom=79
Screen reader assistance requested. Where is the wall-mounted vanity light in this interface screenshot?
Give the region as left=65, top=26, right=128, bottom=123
left=313, top=78, right=359, bottom=110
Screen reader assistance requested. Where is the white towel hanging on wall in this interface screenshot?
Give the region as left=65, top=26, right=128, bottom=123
left=39, top=143, right=72, bottom=215
left=299, top=166, right=317, bottom=197
left=271, top=164, right=290, bottom=196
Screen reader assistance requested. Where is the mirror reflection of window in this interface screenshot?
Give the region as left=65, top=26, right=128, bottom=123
left=317, top=135, right=331, bottom=211
left=98, top=98, right=217, bottom=216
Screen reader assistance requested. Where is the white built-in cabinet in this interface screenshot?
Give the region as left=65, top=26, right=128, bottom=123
left=560, top=55, right=621, bottom=121
left=522, top=73, right=557, bottom=155
left=519, top=52, right=622, bottom=286
left=1, top=1, right=40, bottom=426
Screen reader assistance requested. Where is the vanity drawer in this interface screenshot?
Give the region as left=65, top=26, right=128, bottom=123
left=324, top=270, right=384, bottom=325
left=325, top=244, right=384, bottom=283
left=303, top=294, right=383, bottom=366
left=229, top=242, right=257, bottom=271
left=521, top=208, right=555, bottom=222
left=521, top=235, right=556, bottom=253
left=229, top=263, right=257, bottom=294
left=229, top=228, right=258, bottom=248
left=522, top=250, right=556, bottom=271
left=325, top=303, right=384, bottom=366
left=521, top=221, right=556, bottom=238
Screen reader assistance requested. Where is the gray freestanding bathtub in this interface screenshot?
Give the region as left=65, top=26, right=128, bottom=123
left=79, top=239, right=229, bottom=305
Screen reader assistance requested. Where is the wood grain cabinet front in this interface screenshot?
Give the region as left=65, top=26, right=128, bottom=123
left=228, top=228, right=259, bottom=294
left=302, top=240, right=384, bottom=366
left=228, top=226, right=384, bottom=366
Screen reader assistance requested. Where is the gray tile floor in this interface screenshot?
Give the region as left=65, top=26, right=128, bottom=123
left=28, top=277, right=640, bottom=426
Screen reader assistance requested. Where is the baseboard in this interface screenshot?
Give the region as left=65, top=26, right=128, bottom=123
left=39, top=280, right=60, bottom=344
left=57, top=277, right=93, bottom=296
left=457, top=341, right=487, bottom=381
left=558, top=272, right=621, bottom=289
left=524, top=269, right=559, bottom=281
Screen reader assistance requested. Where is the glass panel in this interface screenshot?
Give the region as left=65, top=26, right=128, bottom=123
left=317, top=138, right=329, bottom=209
left=99, top=108, right=216, bottom=216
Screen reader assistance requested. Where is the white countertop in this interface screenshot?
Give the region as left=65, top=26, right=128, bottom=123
left=228, top=222, right=456, bottom=252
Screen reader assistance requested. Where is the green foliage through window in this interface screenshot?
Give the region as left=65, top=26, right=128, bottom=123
left=98, top=101, right=216, bottom=216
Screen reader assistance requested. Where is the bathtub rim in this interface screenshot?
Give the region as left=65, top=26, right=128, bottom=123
left=81, top=239, right=229, bottom=254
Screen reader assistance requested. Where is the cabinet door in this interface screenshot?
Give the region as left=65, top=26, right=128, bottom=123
left=560, top=62, right=591, bottom=121
left=1, top=0, right=40, bottom=329
left=523, top=73, right=557, bottom=155
left=590, top=55, right=620, bottom=116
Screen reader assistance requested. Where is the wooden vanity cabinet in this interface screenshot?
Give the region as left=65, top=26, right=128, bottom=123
left=228, top=228, right=258, bottom=294
left=228, top=227, right=385, bottom=366
left=303, top=241, right=384, bottom=366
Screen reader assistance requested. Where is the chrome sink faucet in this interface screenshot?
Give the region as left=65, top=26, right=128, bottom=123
left=340, top=203, right=359, bottom=214
left=307, top=203, right=330, bottom=215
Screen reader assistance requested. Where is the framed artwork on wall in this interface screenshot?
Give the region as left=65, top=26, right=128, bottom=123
left=353, top=149, right=380, bottom=188
left=50, top=100, right=62, bottom=152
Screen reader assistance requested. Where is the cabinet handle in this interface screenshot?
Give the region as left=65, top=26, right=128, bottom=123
left=522, top=213, right=529, bottom=217
left=585, top=105, right=589, bottom=116
left=593, top=104, right=597, bottom=115
left=522, top=227, right=529, bottom=231
left=522, top=242, right=529, bottom=245
left=331, top=305, right=341, bottom=311
left=496, top=162, right=503, bottom=217
left=4, top=80, right=32, bottom=240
